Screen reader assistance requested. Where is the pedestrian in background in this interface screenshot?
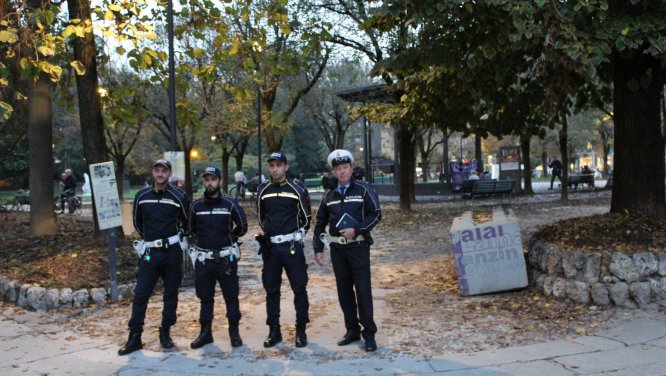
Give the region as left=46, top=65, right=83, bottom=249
left=548, top=158, right=563, bottom=190
left=234, top=169, right=246, bottom=200
left=59, top=169, right=77, bottom=214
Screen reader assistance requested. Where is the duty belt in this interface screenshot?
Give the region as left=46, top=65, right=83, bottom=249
left=329, top=235, right=364, bottom=245
left=145, top=234, right=181, bottom=249
left=270, top=230, right=304, bottom=244
left=189, top=243, right=240, bottom=267
left=195, top=245, right=240, bottom=260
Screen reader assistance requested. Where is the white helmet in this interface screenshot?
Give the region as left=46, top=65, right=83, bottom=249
left=327, top=149, right=354, bottom=168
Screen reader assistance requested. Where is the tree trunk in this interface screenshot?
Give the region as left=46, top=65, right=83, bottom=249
left=233, top=136, right=250, bottom=172
left=396, top=122, right=412, bottom=211
left=221, top=146, right=232, bottom=194
left=115, top=158, right=125, bottom=200
left=610, top=50, right=666, bottom=218
left=184, top=149, right=193, bottom=199
left=409, top=138, right=416, bottom=203
left=442, top=129, right=450, bottom=184
left=262, top=92, right=283, bottom=152
left=28, top=73, right=56, bottom=236
left=520, top=134, right=533, bottom=195
left=26, top=0, right=55, bottom=236
left=601, top=137, right=611, bottom=179
left=559, top=113, right=569, bottom=202
left=475, top=134, right=483, bottom=170
left=417, top=136, right=428, bottom=183
left=68, top=0, right=108, bottom=234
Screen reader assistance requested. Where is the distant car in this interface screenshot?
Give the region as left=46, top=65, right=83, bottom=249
left=169, top=177, right=184, bottom=188
left=169, top=177, right=198, bottom=192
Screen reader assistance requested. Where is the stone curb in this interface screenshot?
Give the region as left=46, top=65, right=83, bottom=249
left=528, top=237, right=666, bottom=308
left=0, top=275, right=134, bottom=311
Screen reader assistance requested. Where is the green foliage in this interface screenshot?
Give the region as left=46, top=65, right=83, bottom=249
left=364, top=0, right=666, bottom=141
left=1, top=0, right=159, bottom=124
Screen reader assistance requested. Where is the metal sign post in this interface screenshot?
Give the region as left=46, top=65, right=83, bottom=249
left=89, top=161, right=123, bottom=303
left=106, top=227, right=118, bottom=302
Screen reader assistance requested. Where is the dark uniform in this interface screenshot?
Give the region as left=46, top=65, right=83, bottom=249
left=129, top=184, right=189, bottom=335
left=189, top=192, right=247, bottom=348
left=257, top=177, right=311, bottom=335
left=313, top=178, right=381, bottom=345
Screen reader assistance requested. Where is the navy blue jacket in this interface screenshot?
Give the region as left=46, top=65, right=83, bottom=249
left=189, top=194, right=247, bottom=249
left=257, top=179, right=311, bottom=237
left=63, top=175, right=77, bottom=192
left=132, top=184, right=189, bottom=242
left=313, top=179, right=381, bottom=252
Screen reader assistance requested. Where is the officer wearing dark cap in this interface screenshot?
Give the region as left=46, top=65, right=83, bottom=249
left=188, top=166, right=247, bottom=349
left=118, top=158, right=189, bottom=356
left=256, top=152, right=312, bottom=348
left=313, top=149, right=382, bottom=352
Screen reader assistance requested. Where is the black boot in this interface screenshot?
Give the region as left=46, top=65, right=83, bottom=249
left=118, top=331, right=143, bottom=356
left=295, top=323, right=307, bottom=348
left=365, top=338, right=377, bottom=352
left=159, top=326, right=174, bottom=349
left=190, top=321, right=213, bottom=349
left=228, top=321, right=243, bottom=347
left=337, top=328, right=361, bottom=346
left=263, top=324, right=282, bottom=348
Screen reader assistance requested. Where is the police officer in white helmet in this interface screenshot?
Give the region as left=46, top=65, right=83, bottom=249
left=313, top=149, right=382, bottom=352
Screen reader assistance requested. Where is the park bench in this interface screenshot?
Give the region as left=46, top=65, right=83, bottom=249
left=302, top=179, right=322, bottom=189
left=493, top=180, right=515, bottom=196
left=459, top=178, right=496, bottom=193
left=567, top=174, right=594, bottom=190
left=462, top=180, right=515, bottom=199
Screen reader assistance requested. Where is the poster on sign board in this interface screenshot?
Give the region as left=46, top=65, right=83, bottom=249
left=89, top=162, right=122, bottom=230
left=499, top=146, right=520, bottom=171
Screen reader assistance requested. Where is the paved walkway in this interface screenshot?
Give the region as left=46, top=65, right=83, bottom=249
left=3, top=177, right=643, bottom=376
left=2, top=305, right=665, bottom=375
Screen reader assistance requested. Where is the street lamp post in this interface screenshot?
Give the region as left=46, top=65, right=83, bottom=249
left=167, top=0, right=177, bottom=151
left=362, top=117, right=371, bottom=182
left=257, top=87, right=262, bottom=175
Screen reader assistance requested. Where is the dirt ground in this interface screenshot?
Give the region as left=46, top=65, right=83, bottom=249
left=2, top=190, right=665, bottom=357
